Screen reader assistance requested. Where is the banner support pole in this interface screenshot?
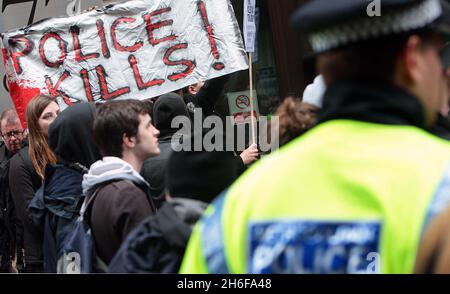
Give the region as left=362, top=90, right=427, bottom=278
left=249, top=52, right=256, bottom=146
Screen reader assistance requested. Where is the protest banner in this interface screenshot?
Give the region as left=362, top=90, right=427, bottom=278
left=1, top=0, right=248, bottom=126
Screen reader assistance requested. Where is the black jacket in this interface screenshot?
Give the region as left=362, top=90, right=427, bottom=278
left=90, top=180, right=155, bottom=265
left=29, top=164, right=86, bottom=272
left=181, top=75, right=247, bottom=175
left=9, top=147, right=43, bottom=269
left=0, top=142, right=13, bottom=271
left=108, top=198, right=207, bottom=273
left=0, top=141, right=24, bottom=272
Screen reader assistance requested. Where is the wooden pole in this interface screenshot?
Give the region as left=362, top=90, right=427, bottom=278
left=249, top=52, right=256, bottom=145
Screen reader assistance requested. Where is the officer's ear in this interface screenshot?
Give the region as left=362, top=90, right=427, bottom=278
left=399, top=35, right=426, bottom=84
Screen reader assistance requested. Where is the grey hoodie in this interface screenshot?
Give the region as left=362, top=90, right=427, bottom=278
left=82, top=157, right=149, bottom=195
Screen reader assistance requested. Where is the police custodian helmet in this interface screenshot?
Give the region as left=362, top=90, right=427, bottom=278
left=291, top=0, right=450, bottom=53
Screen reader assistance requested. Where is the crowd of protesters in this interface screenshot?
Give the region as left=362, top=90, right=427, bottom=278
left=0, top=71, right=269, bottom=273
left=2, top=0, right=450, bottom=274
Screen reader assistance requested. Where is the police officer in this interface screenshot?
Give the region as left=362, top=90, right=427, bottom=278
left=180, top=0, right=450, bottom=274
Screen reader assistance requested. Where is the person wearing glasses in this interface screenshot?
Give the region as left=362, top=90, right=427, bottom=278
left=0, top=110, right=25, bottom=155
left=0, top=109, right=26, bottom=273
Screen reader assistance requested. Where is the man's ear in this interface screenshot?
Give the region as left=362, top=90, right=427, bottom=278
left=122, top=133, right=136, bottom=149
left=188, top=85, right=197, bottom=96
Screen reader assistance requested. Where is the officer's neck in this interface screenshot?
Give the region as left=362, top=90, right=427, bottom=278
left=318, top=79, right=427, bottom=129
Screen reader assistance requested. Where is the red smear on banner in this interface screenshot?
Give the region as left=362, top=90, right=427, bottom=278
left=2, top=48, right=9, bottom=68
left=8, top=80, right=41, bottom=129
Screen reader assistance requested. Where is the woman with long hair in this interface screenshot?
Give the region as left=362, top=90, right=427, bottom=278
left=26, top=94, right=60, bottom=179
left=8, top=94, right=60, bottom=272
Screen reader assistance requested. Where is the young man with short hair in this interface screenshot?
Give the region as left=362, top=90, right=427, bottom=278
left=82, top=100, right=160, bottom=265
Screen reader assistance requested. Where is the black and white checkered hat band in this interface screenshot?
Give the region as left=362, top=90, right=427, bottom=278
left=309, top=0, right=442, bottom=52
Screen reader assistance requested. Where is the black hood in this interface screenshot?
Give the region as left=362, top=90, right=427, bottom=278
left=49, top=103, right=101, bottom=168
left=153, top=93, right=189, bottom=140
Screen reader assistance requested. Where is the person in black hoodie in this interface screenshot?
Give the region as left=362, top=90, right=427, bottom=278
left=108, top=130, right=239, bottom=273
left=141, top=93, right=189, bottom=207
left=29, top=103, right=101, bottom=273
left=141, top=92, right=258, bottom=206
left=183, top=75, right=259, bottom=168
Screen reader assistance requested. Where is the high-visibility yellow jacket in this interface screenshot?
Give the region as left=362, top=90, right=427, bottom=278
left=180, top=120, right=450, bottom=274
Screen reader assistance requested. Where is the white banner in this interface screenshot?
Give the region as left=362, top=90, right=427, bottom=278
left=1, top=0, right=248, bottom=125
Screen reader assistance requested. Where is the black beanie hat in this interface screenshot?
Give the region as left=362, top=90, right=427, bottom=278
left=165, top=132, right=239, bottom=203
left=153, top=93, right=189, bottom=138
